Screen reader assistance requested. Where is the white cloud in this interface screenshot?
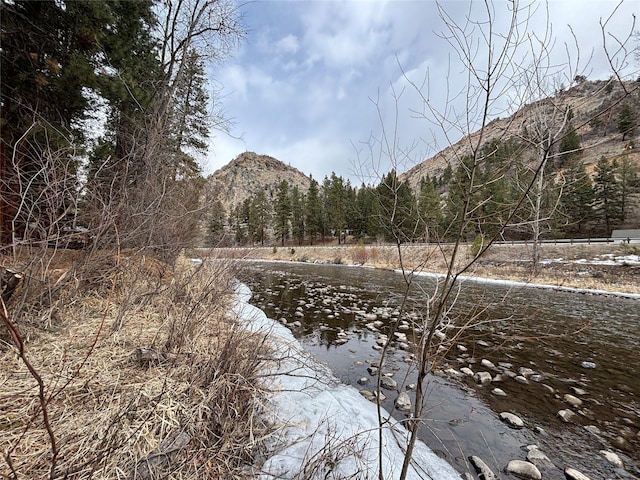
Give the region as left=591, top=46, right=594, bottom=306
left=274, top=34, right=300, bottom=54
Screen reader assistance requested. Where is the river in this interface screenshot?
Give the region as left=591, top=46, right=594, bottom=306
left=239, top=261, right=639, bottom=479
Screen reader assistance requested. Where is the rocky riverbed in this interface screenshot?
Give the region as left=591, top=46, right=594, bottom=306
left=239, top=260, right=639, bottom=480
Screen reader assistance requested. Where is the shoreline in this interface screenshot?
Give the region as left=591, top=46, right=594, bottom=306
left=199, top=243, right=640, bottom=299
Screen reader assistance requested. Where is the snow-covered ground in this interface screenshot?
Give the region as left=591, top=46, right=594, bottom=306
left=540, top=253, right=640, bottom=266
left=232, top=283, right=461, bottom=480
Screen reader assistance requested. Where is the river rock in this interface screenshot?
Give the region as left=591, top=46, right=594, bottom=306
left=457, top=344, right=468, bottom=352
left=367, top=366, right=379, bottom=376
left=499, top=412, right=524, bottom=429
left=359, top=390, right=375, bottom=400
left=357, top=377, right=369, bottom=385
left=583, top=425, right=601, bottom=435
left=380, top=376, right=398, bottom=391
left=599, top=450, right=624, bottom=468
left=519, top=367, right=536, bottom=377
left=395, top=391, right=412, bottom=411
left=525, top=446, right=552, bottom=466
left=474, top=371, right=493, bottom=385
left=564, top=467, right=592, bottom=480
left=477, top=340, right=490, bottom=347
left=481, top=359, right=496, bottom=369
left=570, top=386, right=587, bottom=395
left=492, top=388, right=507, bottom=397
left=468, top=455, right=496, bottom=480
left=514, top=375, right=529, bottom=385
left=505, top=460, right=541, bottom=480
left=460, top=367, right=474, bottom=376
left=580, top=361, right=596, bottom=369
left=557, top=409, right=575, bottom=423
left=563, top=393, right=583, bottom=407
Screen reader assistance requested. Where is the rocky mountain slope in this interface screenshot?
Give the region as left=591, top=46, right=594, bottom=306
left=400, top=79, right=640, bottom=191
left=205, top=151, right=311, bottom=211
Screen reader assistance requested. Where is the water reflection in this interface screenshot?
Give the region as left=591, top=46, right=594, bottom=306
left=240, top=261, right=639, bottom=477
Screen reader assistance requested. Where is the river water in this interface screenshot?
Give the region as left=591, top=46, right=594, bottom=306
left=239, top=261, right=639, bottom=479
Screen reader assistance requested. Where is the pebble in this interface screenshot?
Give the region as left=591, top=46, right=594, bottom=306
left=564, top=467, right=592, bottom=480
left=499, top=412, right=524, bottom=429
left=395, top=391, right=412, bottom=411
left=491, top=388, right=507, bottom=397
left=481, top=359, right=496, bottom=369
left=599, top=450, right=624, bottom=468
left=505, top=460, right=541, bottom=480
left=460, top=367, right=474, bottom=376
left=570, top=386, right=587, bottom=395
left=474, top=371, right=493, bottom=385
left=468, top=455, right=497, bottom=480
left=477, top=340, right=490, bottom=347
left=357, top=377, right=369, bottom=385
left=563, top=393, right=583, bottom=407
left=557, top=409, right=575, bottom=423
left=580, top=361, right=596, bottom=369
left=457, top=344, right=468, bottom=352
left=514, top=375, right=529, bottom=385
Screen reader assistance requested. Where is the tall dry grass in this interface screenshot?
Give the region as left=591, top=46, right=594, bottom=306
left=1, top=250, right=271, bottom=479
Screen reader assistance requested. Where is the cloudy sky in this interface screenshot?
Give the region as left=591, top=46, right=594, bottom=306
left=203, top=0, right=638, bottom=183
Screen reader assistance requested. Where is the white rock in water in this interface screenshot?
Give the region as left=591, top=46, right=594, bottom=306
left=380, top=376, right=398, bottom=391
left=468, top=455, right=497, bottom=480
left=492, top=388, right=507, bottom=397
left=357, top=377, right=369, bottom=385
left=499, top=412, right=524, bottom=429
left=474, top=371, right=493, bottom=385
left=514, top=375, right=529, bottom=385
left=599, top=450, right=624, bottom=468
left=460, top=367, right=474, bottom=376
left=564, top=467, right=592, bottom=480
left=395, top=391, right=412, bottom=411
left=580, top=361, right=596, bottom=369
left=519, top=367, right=536, bottom=377
left=557, top=409, right=575, bottom=423
left=505, top=460, right=541, bottom=480
left=481, top=359, right=496, bottom=369
left=526, top=447, right=552, bottom=465
left=563, top=393, right=583, bottom=407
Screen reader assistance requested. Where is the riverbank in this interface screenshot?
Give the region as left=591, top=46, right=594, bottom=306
left=201, top=243, right=640, bottom=296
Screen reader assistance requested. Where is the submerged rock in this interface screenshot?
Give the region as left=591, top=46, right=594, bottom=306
left=564, top=467, right=592, bottom=480
left=380, top=376, right=398, bottom=390
left=557, top=409, right=575, bottom=423
left=474, top=371, right=492, bottom=385
left=525, top=446, right=553, bottom=466
left=499, top=412, right=524, bottom=429
left=599, top=450, right=624, bottom=468
left=505, top=460, right=541, bottom=480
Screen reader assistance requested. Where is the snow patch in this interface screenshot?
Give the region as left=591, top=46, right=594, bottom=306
left=232, top=283, right=460, bottom=479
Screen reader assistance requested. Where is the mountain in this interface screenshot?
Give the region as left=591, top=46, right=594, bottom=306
left=204, top=151, right=312, bottom=212
left=399, top=79, right=640, bottom=191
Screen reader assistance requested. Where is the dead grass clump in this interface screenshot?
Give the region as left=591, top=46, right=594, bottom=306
left=1, top=254, right=271, bottom=479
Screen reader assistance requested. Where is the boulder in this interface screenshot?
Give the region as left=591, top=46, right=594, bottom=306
left=474, top=371, right=493, bottom=385
left=395, top=391, right=412, bottom=411
left=505, top=460, right=541, bottom=480
left=499, top=412, right=524, bottom=429
left=468, top=455, right=496, bottom=480
left=380, top=376, right=398, bottom=391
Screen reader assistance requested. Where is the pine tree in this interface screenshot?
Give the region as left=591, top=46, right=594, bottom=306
left=274, top=180, right=292, bottom=246
left=305, top=178, right=323, bottom=244
left=417, top=177, right=442, bottom=242
left=250, top=190, right=271, bottom=245
left=291, top=186, right=305, bottom=245
left=559, top=162, right=594, bottom=236
left=617, top=104, right=636, bottom=141
left=593, top=157, right=623, bottom=235
left=557, top=124, right=582, bottom=167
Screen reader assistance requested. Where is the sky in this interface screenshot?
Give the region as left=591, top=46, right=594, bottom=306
left=203, top=0, right=639, bottom=183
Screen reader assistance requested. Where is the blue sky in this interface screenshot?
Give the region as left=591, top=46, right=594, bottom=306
left=203, top=0, right=639, bottom=183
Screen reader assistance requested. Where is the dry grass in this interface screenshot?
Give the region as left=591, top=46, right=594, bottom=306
left=208, top=242, right=640, bottom=295
left=1, top=250, right=271, bottom=479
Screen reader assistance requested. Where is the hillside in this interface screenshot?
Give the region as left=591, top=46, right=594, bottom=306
left=205, top=151, right=311, bottom=211
left=400, top=79, right=640, bottom=191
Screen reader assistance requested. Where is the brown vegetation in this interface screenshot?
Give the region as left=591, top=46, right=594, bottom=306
left=1, top=249, right=269, bottom=479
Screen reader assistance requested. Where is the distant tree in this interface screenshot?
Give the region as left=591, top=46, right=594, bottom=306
left=593, top=157, right=623, bottom=234
left=557, top=124, right=582, bottom=167
left=291, top=186, right=305, bottom=245
left=619, top=156, right=640, bottom=221
left=250, top=190, right=271, bottom=245
left=274, top=180, right=291, bottom=246
left=305, top=178, right=323, bottom=244
left=375, top=170, right=417, bottom=243
left=558, top=162, right=595, bottom=235
left=618, top=104, right=636, bottom=140
left=206, top=201, right=227, bottom=246
left=324, top=173, right=349, bottom=244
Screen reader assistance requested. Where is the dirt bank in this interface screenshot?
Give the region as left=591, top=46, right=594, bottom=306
left=201, top=242, right=640, bottom=296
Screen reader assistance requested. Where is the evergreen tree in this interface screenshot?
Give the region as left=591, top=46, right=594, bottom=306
left=324, top=173, right=348, bottom=244
left=305, top=178, right=323, bottom=244
left=250, top=190, right=271, bottom=245
left=417, top=177, right=442, bottom=242
left=291, top=186, right=305, bottom=245
left=593, top=157, right=623, bottom=235
left=375, top=170, right=417, bottom=243
left=559, top=162, right=594, bottom=236
left=617, top=104, right=636, bottom=141
left=557, top=124, right=582, bottom=167
left=274, top=180, right=291, bottom=246
left=206, top=201, right=227, bottom=246
left=619, top=156, right=640, bottom=222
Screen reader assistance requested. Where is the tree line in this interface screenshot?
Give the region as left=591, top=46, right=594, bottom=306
left=207, top=141, right=640, bottom=247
